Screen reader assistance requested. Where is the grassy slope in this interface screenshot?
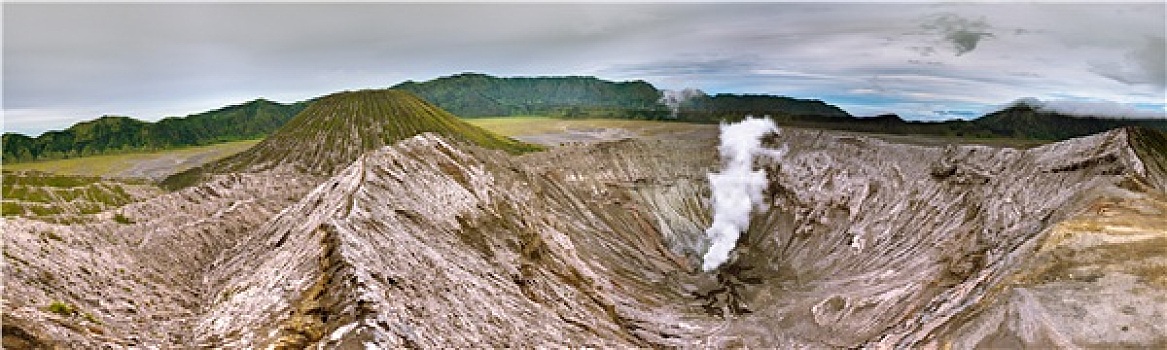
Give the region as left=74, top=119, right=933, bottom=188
left=2, top=171, right=162, bottom=221
left=3, top=139, right=260, bottom=178
left=468, top=115, right=1049, bottom=149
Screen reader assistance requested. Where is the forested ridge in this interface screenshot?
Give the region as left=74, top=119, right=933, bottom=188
left=3, top=99, right=308, bottom=163
left=391, top=73, right=853, bottom=122
left=391, top=72, right=667, bottom=118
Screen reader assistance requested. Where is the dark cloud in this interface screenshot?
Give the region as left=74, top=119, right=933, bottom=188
left=948, top=31, right=990, bottom=55
left=921, top=13, right=995, bottom=56
left=909, top=46, right=938, bottom=56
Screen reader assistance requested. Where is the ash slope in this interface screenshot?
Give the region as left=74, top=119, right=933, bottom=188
left=4, top=121, right=1166, bottom=346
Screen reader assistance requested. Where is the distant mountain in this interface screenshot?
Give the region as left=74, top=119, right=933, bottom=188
left=2, top=99, right=309, bottom=163
left=161, top=89, right=540, bottom=190
left=392, top=73, right=855, bottom=122
left=973, top=104, right=1167, bottom=140
left=734, top=104, right=1167, bottom=141
left=392, top=72, right=666, bottom=118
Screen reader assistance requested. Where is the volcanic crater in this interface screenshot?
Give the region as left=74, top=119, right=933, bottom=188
left=4, top=89, right=1165, bottom=348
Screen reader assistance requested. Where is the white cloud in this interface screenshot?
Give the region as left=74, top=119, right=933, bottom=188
left=1018, top=98, right=1167, bottom=119
left=3, top=108, right=102, bottom=136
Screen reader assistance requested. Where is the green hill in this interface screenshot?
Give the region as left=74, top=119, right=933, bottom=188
left=161, top=89, right=540, bottom=190
left=2, top=99, right=308, bottom=163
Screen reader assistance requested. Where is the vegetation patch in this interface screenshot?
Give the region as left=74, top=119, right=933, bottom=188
left=46, top=301, right=75, bottom=316
left=40, top=230, right=62, bottom=241
left=4, top=139, right=261, bottom=178
left=2, top=171, right=101, bottom=188
left=82, top=312, right=102, bottom=325
left=465, top=115, right=702, bottom=138
left=113, top=213, right=135, bottom=225
left=3, top=201, right=26, bottom=216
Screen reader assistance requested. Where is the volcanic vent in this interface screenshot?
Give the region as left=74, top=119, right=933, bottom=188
left=3, top=89, right=1165, bottom=348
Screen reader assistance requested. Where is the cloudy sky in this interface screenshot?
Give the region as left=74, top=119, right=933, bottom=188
left=4, top=2, right=1165, bottom=135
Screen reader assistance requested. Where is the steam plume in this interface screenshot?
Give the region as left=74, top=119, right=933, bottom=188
left=702, top=116, right=781, bottom=272
left=659, top=88, right=705, bottom=119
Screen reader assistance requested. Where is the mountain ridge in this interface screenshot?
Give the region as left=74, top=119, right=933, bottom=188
left=159, top=89, right=540, bottom=190
left=7, top=73, right=1166, bottom=166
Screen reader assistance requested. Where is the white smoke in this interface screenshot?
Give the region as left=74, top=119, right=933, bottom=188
left=702, top=116, right=784, bottom=272
left=1009, top=97, right=1167, bottom=119
left=659, top=88, right=706, bottom=119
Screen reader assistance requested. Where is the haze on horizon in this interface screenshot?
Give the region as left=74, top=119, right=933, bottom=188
left=4, top=2, right=1165, bottom=136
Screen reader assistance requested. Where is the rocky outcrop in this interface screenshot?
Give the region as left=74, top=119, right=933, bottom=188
left=2, top=169, right=319, bottom=347
left=937, top=190, right=1167, bottom=348
left=190, top=134, right=718, bottom=347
